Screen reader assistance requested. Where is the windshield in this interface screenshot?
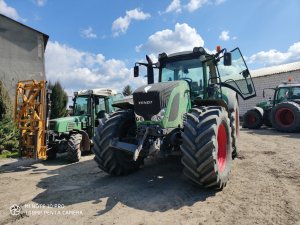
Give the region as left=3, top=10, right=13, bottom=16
left=73, top=96, right=89, bottom=116
left=160, top=58, right=204, bottom=97
left=277, top=86, right=300, bottom=101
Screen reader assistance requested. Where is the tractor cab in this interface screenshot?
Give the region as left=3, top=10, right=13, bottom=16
left=274, top=82, right=300, bottom=104
left=73, top=89, right=120, bottom=137
left=156, top=47, right=256, bottom=102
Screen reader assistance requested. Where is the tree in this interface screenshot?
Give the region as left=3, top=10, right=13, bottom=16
left=48, top=81, right=68, bottom=119
left=0, top=81, right=19, bottom=152
left=0, top=81, right=12, bottom=120
left=122, top=85, right=133, bottom=96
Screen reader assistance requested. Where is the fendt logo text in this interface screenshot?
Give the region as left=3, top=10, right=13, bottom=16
left=138, top=101, right=152, bottom=105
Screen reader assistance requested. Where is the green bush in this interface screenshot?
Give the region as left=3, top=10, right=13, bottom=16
left=0, top=117, right=19, bottom=151
left=0, top=81, right=19, bottom=153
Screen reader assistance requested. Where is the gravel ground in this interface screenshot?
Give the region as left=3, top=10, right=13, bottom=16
left=0, top=128, right=299, bottom=225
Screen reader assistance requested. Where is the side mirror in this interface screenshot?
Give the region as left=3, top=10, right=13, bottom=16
left=69, top=105, right=74, bottom=109
left=134, top=65, right=139, bottom=77
left=223, top=52, right=232, bottom=66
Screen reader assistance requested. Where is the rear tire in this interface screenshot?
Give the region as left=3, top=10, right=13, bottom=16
left=66, top=133, right=82, bottom=162
left=92, top=110, right=143, bottom=175
left=271, top=102, right=300, bottom=132
left=181, top=106, right=232, bottom=189
left=230, top=98, right=239, bottom=159
left=243, top=109, right=263, bottom=129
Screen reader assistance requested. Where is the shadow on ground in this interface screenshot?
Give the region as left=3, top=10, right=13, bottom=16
left=32, top=156, right=216, bottom=215
left=241, top=127, right=300, bottom=139
left=0, top=154, right=71, bottom=173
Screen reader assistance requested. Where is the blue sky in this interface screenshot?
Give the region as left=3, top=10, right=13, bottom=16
left=1, top=0, right=300, bottom=93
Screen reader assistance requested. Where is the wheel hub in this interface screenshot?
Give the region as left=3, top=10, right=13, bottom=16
left=275, top=108, right=295, bottom=127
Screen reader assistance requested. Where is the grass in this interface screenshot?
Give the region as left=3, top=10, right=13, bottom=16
left=0, top=151, right=19, bottom=159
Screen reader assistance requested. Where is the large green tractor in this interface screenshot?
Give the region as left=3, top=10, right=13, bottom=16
left=93, top=47, right=256, bottom=189
left=243, top=79, right=300, bottom=132
left=47, top=89, right=121, bottom=162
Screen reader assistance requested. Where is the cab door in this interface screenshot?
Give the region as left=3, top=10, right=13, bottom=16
left=216, top=48, right=256, bottom=100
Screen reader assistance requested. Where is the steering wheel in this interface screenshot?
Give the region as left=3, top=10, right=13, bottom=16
left=179, top=77, right=193, bottom=84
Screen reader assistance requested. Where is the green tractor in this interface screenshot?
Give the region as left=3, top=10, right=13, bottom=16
left=47, top=88, right=121, bottom=162
left=92, top=47, right=256, bottom=189
left=243, top=78, right=300, bottom=132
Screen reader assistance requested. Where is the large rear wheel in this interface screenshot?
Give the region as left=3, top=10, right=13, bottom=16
left=181, top=106, right=233, bottom=189
left=271, top=102, right=300, bottom=132
left=92, top=110, right=143, bottom=175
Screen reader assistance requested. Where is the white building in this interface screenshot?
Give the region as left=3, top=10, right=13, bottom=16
left=0, top=14, right=49, bottom=99
left=239, top=61, right=300, bottom=115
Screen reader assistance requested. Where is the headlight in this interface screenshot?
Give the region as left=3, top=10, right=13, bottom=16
left=135, top=113, right=144, bottom=122
left=151, top=108, right=166, bottom=121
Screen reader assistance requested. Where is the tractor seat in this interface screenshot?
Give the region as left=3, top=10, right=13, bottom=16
left=97, top=110, right=108, bottom=119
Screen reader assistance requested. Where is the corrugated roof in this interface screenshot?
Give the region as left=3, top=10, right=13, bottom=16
left=250, top=61, right=300, bottom=78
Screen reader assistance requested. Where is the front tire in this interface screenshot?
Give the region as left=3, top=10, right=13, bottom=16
left=243, top=109, right=263, bottom=129
left=66, top=133, right=82, bottom=162
left=92, top=110, right=143, bottom=175
left=181, top=106, right=233, bottom=189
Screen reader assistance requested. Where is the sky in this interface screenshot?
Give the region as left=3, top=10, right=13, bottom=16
left=1, top=0, right=300, bottom=94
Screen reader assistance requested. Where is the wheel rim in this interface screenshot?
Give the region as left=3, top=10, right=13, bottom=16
left=248, top=114, right=257, bottom=124
left=217, top=123, right=228, bottom=172
left=275, top=108, right=295, bottom=127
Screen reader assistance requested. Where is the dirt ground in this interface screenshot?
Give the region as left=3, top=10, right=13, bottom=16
left=0, top=128, right=299, bottom=225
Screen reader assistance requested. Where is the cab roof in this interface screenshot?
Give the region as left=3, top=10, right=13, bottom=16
left=76, top=88, right=117, bottom=97
left=278, top=82, right=300, bottom=88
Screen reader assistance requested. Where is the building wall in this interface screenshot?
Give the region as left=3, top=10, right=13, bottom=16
left=0, top=16, right=46, bottom=100
left=238, top=71, right=300, bottom=115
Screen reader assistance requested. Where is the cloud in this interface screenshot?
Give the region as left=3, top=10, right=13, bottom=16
left=165, top=0, right=182, bottom=13
left=0, top=0, right=25, bottom=22
left=164, top=0, right=226, bottom=13
left=136, top=23, right=204, bottom=56
left=112, top=8, right=151, bottom=37
left=81, top=26, right=97, bottom=39
left=45, top=41, right=146, bottom=94
left=35, top=0, right=47, bottom=6
left=219, top=30, right=230, bottom=41
left=248, top=41, right=300, bottom=66
left=186, top=0, right=208, bottom=12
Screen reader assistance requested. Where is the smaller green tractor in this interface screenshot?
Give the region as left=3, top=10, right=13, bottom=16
left=243, top=78, right=300, bottom=132
left=47, top=89, right=121, bottom=162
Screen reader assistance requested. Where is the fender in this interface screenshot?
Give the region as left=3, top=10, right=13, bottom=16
left=112, top=95, right=134, bottom=110
left=251, top=107, right=264, bottom=118
left=194, top=99, right=229, bottom=111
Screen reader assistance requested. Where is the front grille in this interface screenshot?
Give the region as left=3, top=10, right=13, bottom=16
left=67, top=122, right=75, bottom=131
left=133, top=81, right=178, bottom=120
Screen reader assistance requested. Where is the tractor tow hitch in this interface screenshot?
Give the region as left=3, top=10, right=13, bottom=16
left=109, top=127, right=149, bottom=161
left=133, top=127, right=149, bottom=161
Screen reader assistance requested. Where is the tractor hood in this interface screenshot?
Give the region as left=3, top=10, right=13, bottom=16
left=49, top=116, right=87, bottom=133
